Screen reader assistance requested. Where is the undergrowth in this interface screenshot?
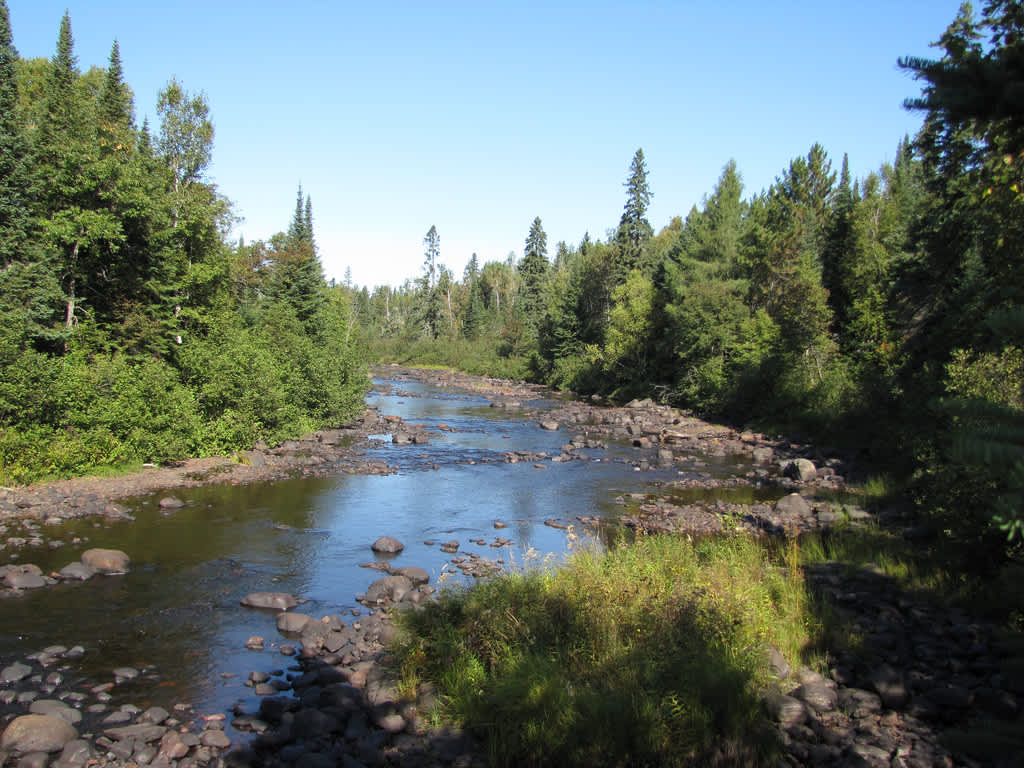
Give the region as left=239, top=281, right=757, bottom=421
left=395, top=534, right=821, bottom=767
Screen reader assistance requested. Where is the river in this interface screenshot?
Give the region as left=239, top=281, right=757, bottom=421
left=0, top=374, right=755, bottom=724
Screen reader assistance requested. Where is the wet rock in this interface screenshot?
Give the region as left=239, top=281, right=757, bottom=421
left=80, top=548, right=130, bottom=574
left=1, top=661, right=33, bottom=683
left=245, top=635, right=265, bottom=650
left=277, top=612, right=313, bottom=634
left=539, top=420, right=559, bottom=431
left=1, top=715, right=78, bottom=754
left=52, top=738, right=94, bottom=768
left=363, top=575, right=414, bottom=604
left=241, top=592, right=298, bottom=611
left=3, top=564, right=47, bottom=589
left=57, top=563, right=95, bottom=581
left=28, top=701, right=82, bottom=725
left=200, top=730, right=231, bottom=749
left=370, top=536, right=404, bottom=554
left=157, top=496, right=185, bottom=509
left=390, top=566, right=429, bottom=585
left=104, top=724, right=168, bottom=743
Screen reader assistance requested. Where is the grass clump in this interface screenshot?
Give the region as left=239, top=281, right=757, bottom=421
left=396, top=534, right=820, bottom=767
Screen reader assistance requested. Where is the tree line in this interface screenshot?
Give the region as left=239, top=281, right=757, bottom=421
left=0, top=4, right=366, bottom=483
left=362, top=2, right=1024, bottom=558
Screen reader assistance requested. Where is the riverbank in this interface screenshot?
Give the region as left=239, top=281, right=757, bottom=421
left=0, top=366, right=1021, bottom=767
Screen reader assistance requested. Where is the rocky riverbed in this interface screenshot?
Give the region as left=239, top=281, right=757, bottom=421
left=1, top=366, right=1021, bottom=767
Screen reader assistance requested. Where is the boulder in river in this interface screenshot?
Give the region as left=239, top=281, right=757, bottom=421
left=363, top=575, right=414, bottom=604
left=0, top=714, right=78, bottom=754
left=80, top=548, right=130, bottom=575
left=277, top=612, right=312, bottom=634
left=241, top=592, right=298, bottom=611
left=3, top=563, right=47, bottom=589
left=58, top=562, right=95, bottom=581
left=158, top=496, right=185, bottom=509
left=371, top=536, right=404, bottom=554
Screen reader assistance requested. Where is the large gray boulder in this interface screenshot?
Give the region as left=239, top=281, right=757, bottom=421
left=1, top=714, right=78, bottom=754
left=80, top=549, right=130, bottom=575
left=241, top=592, right=298, bottom=611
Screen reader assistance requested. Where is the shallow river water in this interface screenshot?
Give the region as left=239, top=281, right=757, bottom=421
left=0, top=376, right=747, bottom=722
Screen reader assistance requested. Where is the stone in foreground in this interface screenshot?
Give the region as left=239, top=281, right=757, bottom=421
left=1, top=714, right=78, bottom=754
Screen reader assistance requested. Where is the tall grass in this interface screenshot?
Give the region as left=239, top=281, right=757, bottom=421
left=396, top=534, right=821, bottom=767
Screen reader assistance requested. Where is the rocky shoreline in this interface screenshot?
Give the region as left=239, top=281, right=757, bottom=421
left=1, top=366, right=1021, bottom=767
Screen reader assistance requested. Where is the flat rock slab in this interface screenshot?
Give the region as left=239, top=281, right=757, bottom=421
left=241, top=592, right=298, bottom=611
left=104, top=724, right=168, bottom=743
left=1, top=714, right=79, bottom=754
left=3, top=564, right=47, bottom=589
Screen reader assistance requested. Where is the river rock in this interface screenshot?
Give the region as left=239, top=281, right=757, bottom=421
left=363, top=575, right=414, bottom=604
left=158, top=496, right=185, bottom=509
left=58, top=562, right=95, bottom=581
left=762, top=691, right=807, bottom=728
left=277, top=612, right=312, bottom=634
left=1, top=661, right=33, bottom=683
left=29, top=701, right=82, bottom=725
left=3, top=564, right=47, bottom=589
left=241, top=592, right=298, bottom=611
left=53, top=738, right=94, bottom=768
left=371, top=536, right=404, bottom=554
left=1, top=715, right=78, bottom=754
left=783, top=458, right=817, bottom=482
left=539, top=420, right=559, bottom=431
left=104, top=724, right=168, bottom=743
left=390, top=566, right=429, bottom=585
left=80, top=548, right=130, bottom=574
left=775, top=493, right=812, bottom=518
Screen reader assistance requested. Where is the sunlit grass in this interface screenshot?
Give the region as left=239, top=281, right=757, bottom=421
left=395, top=534, right=821, bottom=767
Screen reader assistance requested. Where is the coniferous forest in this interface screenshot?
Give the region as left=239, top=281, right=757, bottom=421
left=2, top=2, right=1023, bottom=568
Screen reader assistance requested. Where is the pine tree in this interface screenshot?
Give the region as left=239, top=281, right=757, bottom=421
left=615, top=148, right=653, bottom=277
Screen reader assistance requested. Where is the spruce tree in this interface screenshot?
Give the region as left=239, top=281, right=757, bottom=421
left=615, top=148, right=653, bottom=277
left=518, top=216, right=549, bottom=325
left=0, top=0, right=30, bottom=266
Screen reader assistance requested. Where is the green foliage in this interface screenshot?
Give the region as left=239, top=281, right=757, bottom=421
left=396, top=534, right=816, bottom=767
left=0, top=9, right=368, bottom=483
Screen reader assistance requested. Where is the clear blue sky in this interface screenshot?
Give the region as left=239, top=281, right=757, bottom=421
left=10, top=0, right=963, bottom=288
